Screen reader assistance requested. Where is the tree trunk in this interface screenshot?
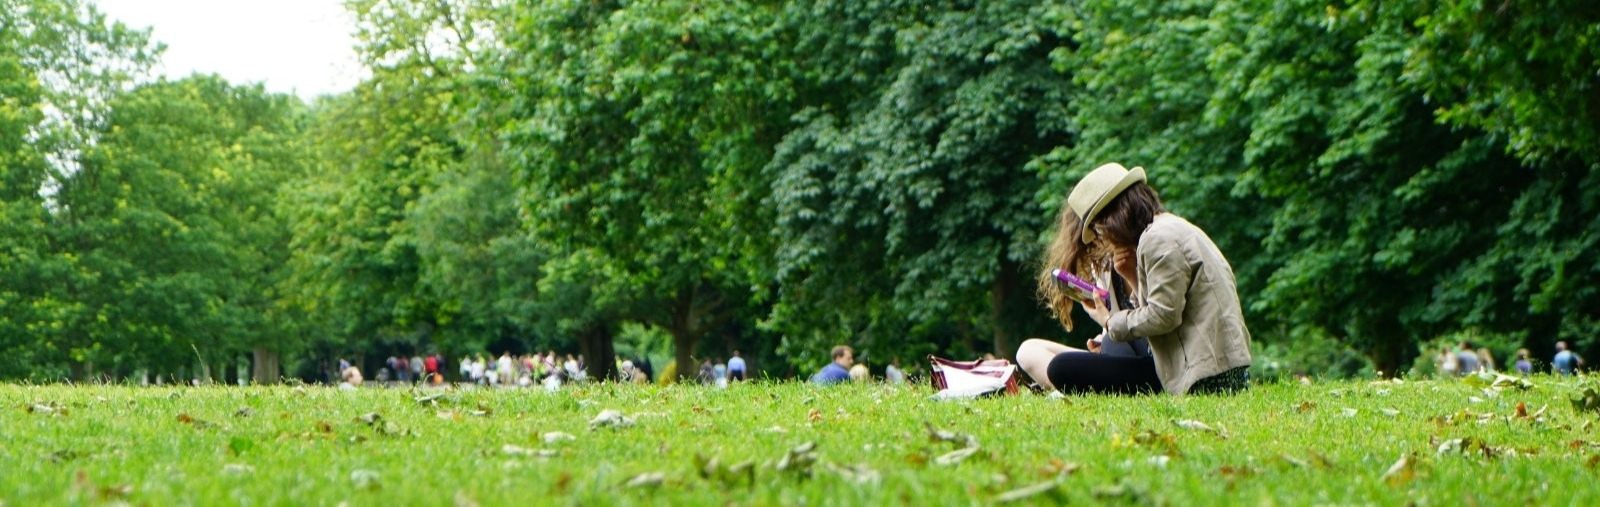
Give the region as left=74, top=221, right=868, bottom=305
left=985, top=255, right=1024, bottom=359
left=216, top=359, right=231, bottom=385
left=252, top=347, right=281, bottom=385
left=672, top=329, right=697, bottom=382
left=990, top=268, right=1015, bottom=361
left=578, top=325, right=618, bottom=381
left=669, top=286, right=700, bottom=381
left=1362, top=314, right=1410, bottom=378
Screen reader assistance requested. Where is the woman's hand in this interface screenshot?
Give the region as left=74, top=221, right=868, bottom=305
left=1113, top=247, right=1138, bottom=287
left=1080, top=296, right=1110, bottom=327
left=1086, top=335, right=1103, bottom=353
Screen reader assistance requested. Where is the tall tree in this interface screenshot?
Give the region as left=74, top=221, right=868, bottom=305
left=0, top=18, right=57, bottom=378
left=284, top=0, right=507, bottom=369
left=760, top=0, right=1075, bottom=367
left=1057, top=0, right=1600, bottom=372
left=499, top=0, right=794, bottom=379
left=0, top=0, right=157, bottom=379
left=46, top=76, right=307, bottom=381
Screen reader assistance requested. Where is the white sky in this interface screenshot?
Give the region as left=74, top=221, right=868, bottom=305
left=94, top=0, right=366, bottom=101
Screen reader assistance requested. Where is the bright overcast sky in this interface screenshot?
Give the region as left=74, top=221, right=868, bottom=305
left=94, top=0, right=366, bottom=101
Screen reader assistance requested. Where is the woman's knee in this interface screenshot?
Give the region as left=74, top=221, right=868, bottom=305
left=1017, top=339, right=1058, bottom=369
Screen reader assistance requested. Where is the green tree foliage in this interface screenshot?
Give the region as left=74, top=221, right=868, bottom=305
left=1059, top=0, right=1599, bottom=372
left=0, top=16, right=54, bottom=377
left=46, top=76, right=306, bottom=380
left=762, top=0, right=1076, bottom=368
left=0, top=0, right=159, bottom=379
left=283, top=0, right=508, bottom=369
left=499, top=0, right=794, bottom=379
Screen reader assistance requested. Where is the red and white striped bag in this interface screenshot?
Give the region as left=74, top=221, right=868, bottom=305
left=928, top=356, right=1020, bottom=398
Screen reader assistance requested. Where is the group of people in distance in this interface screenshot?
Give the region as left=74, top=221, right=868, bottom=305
left=1440, top=340, right=1586, bottom=377
left=809, top=345, right=908, bottom=385
left=617, top=351, right=750, bottom=386
left=459, top=352, right=585, bottom=388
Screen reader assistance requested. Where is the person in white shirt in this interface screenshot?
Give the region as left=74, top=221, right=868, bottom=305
left=497, top=353, right=514, bottom=381
left=885, top=358, right=906, bottom=384
left=728, top=350, right=747, bottom=381
left=470, top=356, right=486, bottom=385
left=563, top=355, right=580, bottom=379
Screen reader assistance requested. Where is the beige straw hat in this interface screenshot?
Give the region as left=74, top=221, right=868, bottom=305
left=1066, top=163, right=1146, bottom=244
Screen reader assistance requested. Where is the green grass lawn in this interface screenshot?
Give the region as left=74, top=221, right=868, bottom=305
left=4, top=375, right=1598, bottom=505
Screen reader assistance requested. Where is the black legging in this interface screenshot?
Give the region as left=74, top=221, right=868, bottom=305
left=1046, top=351, right=1161, bottom=395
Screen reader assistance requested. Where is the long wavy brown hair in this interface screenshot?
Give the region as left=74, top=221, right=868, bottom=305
left=1036, top=205, right=1109, bottom=332
left=1036, top=181, right=1165, bottom=331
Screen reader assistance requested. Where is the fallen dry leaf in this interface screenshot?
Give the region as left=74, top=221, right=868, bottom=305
left=995, top=478, right=1063, bottom=503
left=776, top=441, right=819, bottom=477
left=624, top=472, right=665, bottom=489
left=1278, top=454, right=1307, bottom=469
left=501, top=444, right=557, bottom=458
left=1173, top=419, right=1227, bottom=439
left=926, top=422, right=980, bottom=448
left=1218, top=464, right=1257, bottom=479
left=933, top=446, right=980, bottom=466
left=350, top=469, right=381, bottom=490
left=1380, top=453, right=1415, bottom=485
left=177, top=413, right=215, bottom=429
left=1436, top=437, right=1502, bottom=459
left=589, top=410, right=635, bottom=430
left=827, top=463, right=880, bottom=485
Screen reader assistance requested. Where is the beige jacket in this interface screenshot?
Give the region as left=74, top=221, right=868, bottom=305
left=1104, top=213, right=1252, bottom=394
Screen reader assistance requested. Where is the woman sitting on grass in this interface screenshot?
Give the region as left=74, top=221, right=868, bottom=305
left=1017, top=163, right=1252, bottom=395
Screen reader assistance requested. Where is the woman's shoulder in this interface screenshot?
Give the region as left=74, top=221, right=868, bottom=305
left=1142, top=213, right=1201, bottom=243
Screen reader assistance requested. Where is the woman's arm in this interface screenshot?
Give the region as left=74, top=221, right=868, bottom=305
left=1103, top=232, right=1191, bottom=341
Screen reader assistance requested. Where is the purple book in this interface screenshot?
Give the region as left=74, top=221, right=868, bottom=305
left=1051, top=269, right=1109, bottom=305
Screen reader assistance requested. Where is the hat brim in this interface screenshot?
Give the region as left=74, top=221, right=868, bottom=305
left=1080, top=167, right=1146, bottom=244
